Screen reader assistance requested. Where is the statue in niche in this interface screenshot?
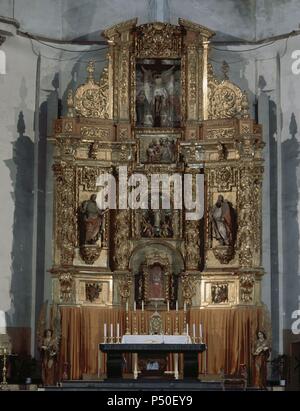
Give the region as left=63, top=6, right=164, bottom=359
left=211, top=195, right=236, bottom=246
left=149, top=263, right=164, bottom=299
left=79, top=194, right=104, bottom=245
left=252, top=331, right=270, bottom=389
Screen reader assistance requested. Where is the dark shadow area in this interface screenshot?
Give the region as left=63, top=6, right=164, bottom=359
left=268, top=95, right=279, bottom=358
left=282, top=112, right=300, bottom=328
left=4, top=111, right=34, bottom=332
left=34, top=73, right=60, bottom=354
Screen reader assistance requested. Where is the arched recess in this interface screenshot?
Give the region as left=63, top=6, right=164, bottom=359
left=129, top=240, right=184, bottom=275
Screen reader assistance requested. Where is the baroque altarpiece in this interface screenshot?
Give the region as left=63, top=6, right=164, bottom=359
left=49, top=19, right=270, bottom=379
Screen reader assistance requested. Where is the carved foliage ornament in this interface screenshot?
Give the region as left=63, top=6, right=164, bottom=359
left=74, top=61, right=110, bottom=119
left=180, top=272, right=196, bottom=306
left=135, top=23, right=182, bottom=58
left=208, top=63, right=249, bottom=120
left=240, top=274, right=255, bottom=303
left=80, top=245, right=101, bottom=265
left=59, top=273, right=73, bottom=303
left=238, top=166, right=262, bottom=267
left=119, top=273, right=132, bottom=301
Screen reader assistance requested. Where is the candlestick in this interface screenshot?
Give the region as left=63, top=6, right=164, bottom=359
left=141, top=308, right=145, bottom=334
left=104, top=323, right=107, bottom=343
left=116, top=323, right=120, bottom=343
left=133, top=311, right=137, bottom=335
left=125, top=308, right=130, bottom=335
left=110, top=324, right=114, bottom=343
left=174, top=311, right=179, bottom=335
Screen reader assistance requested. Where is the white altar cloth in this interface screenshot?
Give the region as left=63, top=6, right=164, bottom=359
left=121, top=334, right=191, bottom=344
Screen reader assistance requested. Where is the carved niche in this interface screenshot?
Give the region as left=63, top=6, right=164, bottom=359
left=135, top=252, right=178, bottom=309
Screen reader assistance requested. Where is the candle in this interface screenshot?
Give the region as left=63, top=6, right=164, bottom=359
left=176, top=300, right=178, bottom=311
left=104, top=323, right=107, bottom=338
left=167, top=300, right=170, bottom=312
left=134, top=301, right=136, bottom=311
left=193, top=323, right=196, bottom=338
left=186, top=323, right=189, bottom=336
left=110, top=323, right=113, bottom=339
left=126, top=300, right=128, bottom=312
left=200, top=323, right=203, bottom=340
left=142, top=300, right=144, bottom=311
left=184, top=302, right=186, bottom=312
left=117, top=323, right=120, bottom=338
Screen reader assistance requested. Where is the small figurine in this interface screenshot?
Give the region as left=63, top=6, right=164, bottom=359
left=252, top=331, right=270, bottom=389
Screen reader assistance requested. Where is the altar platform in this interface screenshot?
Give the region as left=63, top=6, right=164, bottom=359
left=44, top=379, right=223, bottom=391
left=42, top=379, right=262, bottom=391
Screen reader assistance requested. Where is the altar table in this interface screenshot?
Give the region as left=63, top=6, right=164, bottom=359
left=100, top=339, right=206, bottom=380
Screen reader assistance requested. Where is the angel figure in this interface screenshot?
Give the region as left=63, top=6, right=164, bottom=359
left=252, top=331, right=270, bottom=389
left=37, top=302, right=61, bottom=386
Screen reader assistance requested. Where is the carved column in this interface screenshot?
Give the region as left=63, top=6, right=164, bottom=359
left=53, top=161, right=76, bottom=266
left=114, top=210, right=132, bottom=271
left=184, top=220, right=200, bottom=270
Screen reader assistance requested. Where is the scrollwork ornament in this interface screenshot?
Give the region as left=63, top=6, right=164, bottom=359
left=74, top=61, right=110, bottom=118
left=180, top=272, right=196, bottom=306
left=240, top=274, right=255, bottom=303
left=135, top=23, right=182, bottom=58
left=119, top=273, right=132, bottom=302
left=208, top=63, right=250, bottom=120
left=59, top=273, right=74, bottom=303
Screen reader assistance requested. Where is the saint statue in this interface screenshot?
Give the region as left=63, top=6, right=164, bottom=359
left=79, top=194, right=104, bottom=245
left=39, top=329, right=58, bottom=386
left=149, top=264, right=164, bottom=299
left=252, top=331, right=270, bottom=389
left=211, top=195, right=236, bottom=246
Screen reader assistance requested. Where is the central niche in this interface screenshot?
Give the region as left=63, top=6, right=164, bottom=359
left=136, top=58, right=181, bottom=128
